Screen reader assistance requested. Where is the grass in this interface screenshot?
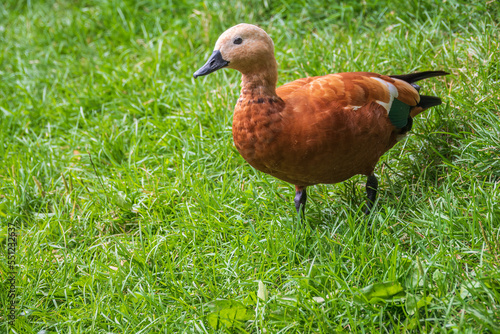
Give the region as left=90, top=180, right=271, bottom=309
left=0, top=0, right=499, bottom=332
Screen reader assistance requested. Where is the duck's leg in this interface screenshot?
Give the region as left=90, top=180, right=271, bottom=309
left=365, top=174, right=378, bottom=215
left=294, top=185, right=307, bottom=215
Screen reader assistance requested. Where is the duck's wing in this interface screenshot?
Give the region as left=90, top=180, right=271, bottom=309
left=280, top=72, right=422, bottom=129
left=276, top=76, right=321, bottom=100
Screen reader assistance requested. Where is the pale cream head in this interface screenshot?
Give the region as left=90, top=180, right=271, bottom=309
left=213, top=23, right=276, bottom=75
left=193, top=23, right=279, bottom=93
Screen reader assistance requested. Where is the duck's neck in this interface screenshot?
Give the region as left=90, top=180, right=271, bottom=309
left=240, top=61, right=278, bottom=98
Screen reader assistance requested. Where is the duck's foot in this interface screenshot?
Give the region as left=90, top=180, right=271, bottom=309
left=364, top=174, right=378, bottom=215
left=294, top=186, right=307, bottom=216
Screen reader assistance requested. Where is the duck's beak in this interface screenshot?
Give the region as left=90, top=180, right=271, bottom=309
left=193, top=50, right=229, bottom=78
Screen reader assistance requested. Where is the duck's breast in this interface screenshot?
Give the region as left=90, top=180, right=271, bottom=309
left=232, top=96, right=286, bottom=173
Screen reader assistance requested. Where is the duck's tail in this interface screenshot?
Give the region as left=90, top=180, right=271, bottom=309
left=390, top=70, right=449, bottom=117
left=389, top=70, right=449, bottom=83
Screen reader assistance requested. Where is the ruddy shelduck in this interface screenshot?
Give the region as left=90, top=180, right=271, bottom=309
left=194, top=23, right=448, bottom=215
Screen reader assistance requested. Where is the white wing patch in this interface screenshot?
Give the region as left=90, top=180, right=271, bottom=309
left=343, top=105, right=362, bottom=111
left=371, top=77, right=399, bottom=113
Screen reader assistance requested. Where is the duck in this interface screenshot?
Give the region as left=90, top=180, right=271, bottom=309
left=194, top=23, right=448, bottom=215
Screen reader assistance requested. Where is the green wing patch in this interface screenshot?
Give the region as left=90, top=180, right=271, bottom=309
left=388, top=98, right=410, bottom=128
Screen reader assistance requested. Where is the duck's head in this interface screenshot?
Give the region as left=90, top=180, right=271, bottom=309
left=193, top=23, right=275, bottom=78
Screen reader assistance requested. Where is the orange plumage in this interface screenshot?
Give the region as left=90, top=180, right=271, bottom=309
left=194, top=23, right=448, bottom=214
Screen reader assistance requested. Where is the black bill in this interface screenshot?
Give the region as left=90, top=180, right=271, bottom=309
left=193, top=50, right=229, bottom=78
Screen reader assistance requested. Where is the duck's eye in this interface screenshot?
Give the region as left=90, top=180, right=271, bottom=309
left=233, top=37, right=243, bottom=45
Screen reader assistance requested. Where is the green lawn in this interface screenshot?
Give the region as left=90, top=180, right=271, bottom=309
left=1, top=0, right=499, bottom=332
